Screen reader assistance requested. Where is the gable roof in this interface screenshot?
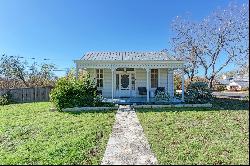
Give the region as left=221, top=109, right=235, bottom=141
left=80, top=51, right=176, bottom=61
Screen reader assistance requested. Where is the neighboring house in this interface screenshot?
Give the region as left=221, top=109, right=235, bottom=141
left=74, top=51, right=185, bottom=103
left=216, top=75, right=249, bottom=91
left=226, top=78, right=249, bottom=91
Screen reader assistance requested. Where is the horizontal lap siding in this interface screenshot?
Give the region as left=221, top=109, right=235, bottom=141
left=135, top=69, right=147, bottom=97
left=159, top=68, right=168, bottom=91
left=103, top=69, right=112, bottom=97
left=86, top=68, right=174, bottom=98
left=129, top=68, right=173, bottom=97
left=167, top=69, right=174, bottom=97
left=86, top=68, right=112, bottom=97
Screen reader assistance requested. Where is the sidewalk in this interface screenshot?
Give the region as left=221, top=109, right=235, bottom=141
left=101, top=105, right=158, bottom=165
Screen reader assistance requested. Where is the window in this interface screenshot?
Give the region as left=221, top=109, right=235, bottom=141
left=151, top=69, right=158, bottom=88
left=96, top=69, right=103, bottom=88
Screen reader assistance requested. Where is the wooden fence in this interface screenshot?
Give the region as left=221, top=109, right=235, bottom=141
left=0, top=87, right=53, bottom=103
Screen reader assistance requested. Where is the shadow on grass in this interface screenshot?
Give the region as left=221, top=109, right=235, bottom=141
left=136, top=97, right=249, bottom=112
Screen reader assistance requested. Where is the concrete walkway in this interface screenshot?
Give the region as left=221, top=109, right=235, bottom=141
left=101, top=105, right=158, bottom=165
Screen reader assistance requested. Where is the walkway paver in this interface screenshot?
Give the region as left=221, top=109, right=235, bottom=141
left=101, top=105, right=158, bottom=165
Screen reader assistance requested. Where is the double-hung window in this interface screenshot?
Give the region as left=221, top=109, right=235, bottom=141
left=96, top=69, right=103, bottom=88
left=151, top=69, right=158, bottom=88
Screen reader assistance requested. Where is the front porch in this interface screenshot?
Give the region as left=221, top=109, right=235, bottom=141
left=74, top=51, right=185, bottom=103
left=102, top=96, right=183, bottom=105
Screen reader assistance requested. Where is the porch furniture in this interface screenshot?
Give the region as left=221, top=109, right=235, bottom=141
left=75, top=51, right=185, bottom=102
left=138, top=87, right=147, bottom=95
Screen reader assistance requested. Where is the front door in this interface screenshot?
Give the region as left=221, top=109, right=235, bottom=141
left=120, top=74, right=130, bottom=97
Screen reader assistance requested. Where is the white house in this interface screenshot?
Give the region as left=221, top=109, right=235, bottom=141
left=74, top=51, right=185, bottom=103
left=217, top=75, right=249, bottom=91
left=226, top=79, right=249, bottom=91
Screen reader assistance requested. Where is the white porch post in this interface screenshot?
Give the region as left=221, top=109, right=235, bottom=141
left=181, top=68, right=185, bottom=102
left=167, top=69, right=174, bottom=101
left=111, top=68, right=115, bottom=100
left=146, top=68, right=150, bottom=102
left=75, top=63, right=79, bottom=80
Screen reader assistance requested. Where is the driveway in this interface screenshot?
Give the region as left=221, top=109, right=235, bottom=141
left=212, top=91, right=249, bottom=98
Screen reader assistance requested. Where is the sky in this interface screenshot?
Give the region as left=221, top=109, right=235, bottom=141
left=0, top=0, right=248, bottom=76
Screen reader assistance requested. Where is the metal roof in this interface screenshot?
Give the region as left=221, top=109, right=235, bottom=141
left=80, top=51, right=176, bottom=61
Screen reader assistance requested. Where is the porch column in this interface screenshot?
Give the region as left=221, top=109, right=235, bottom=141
left=146, top=68, right=150, bottom=102
left=111, top=68, right=115, bottom=100
left=181, top=68, right=185, bottom=102
left=75, top=63, right=79, bottom=80
left=167, top=69, right=174, bottom=100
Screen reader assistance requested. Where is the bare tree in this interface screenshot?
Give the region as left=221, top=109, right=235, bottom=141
left=171, top=15, right=202, bottom=81
left=0, top=54, right=57, bottom=88
left=198, top=2, right=249, bottom=88
left=0, top=54, right=29, bottom=87
left=171, top=2, right=249, bottom=88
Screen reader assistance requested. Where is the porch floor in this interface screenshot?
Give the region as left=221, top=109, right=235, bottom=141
left=102, top=97, right=182, bottom=105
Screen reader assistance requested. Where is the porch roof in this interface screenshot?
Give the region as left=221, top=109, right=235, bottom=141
left=75, top=51, right=184, bottom=69
left=80, top=51, right=176, bottom=61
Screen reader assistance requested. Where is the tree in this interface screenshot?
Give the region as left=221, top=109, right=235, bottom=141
left=65, top=68, right=88, bottom=80
left=0, top=54, right=29, bottom=87
left=0, top=54, right=57, bottom=88
left=171, top=16, right=201, bottom=81
left=171, top=2, right=249, bottom=88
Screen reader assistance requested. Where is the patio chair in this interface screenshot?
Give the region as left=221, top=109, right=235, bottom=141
left=138, top=87, right=147, bottom=95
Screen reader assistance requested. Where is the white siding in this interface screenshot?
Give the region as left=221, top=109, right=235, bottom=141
left=86, top=68, right=174, bottom=98
left=167, top=69, right=174, bottom=97
left=86, top=68, right=112, bottom=97
left=159, top=68, right=168, bottom=91
left=135, top=69, right=147, bottom=96
left=102, top=69, right=112, bottom=97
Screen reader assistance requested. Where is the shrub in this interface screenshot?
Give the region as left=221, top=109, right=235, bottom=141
left=214, top=85, right=226, bottom=91
left=185, top=82, right=213, bottom=104
left=241, top=87, right=249, bottom=91
left=50, top=74, right=103, bottom=111
left=0, top=93, right=11, bottom=105
left=155, top=91, right=170, bottom=102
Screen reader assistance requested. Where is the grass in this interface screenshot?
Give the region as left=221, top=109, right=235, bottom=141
left=137, top=98, right=249, bottom=165
left=0, top=102, right=115, bottom=165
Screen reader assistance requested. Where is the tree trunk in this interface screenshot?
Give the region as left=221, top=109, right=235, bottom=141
left=208, top=76, right=215, bottom=89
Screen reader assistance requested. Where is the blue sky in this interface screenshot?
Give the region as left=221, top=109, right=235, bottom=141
left=0, top=0, right=248, bottom=76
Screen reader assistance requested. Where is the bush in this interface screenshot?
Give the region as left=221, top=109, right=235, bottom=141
left=0, top=93, right=11, bottom=105
left=185, top=82, right=213, bottom=104
left=241, top=87, right=249, bottom=91
left=155, top=91, right=170, bottom=102
left=50, top=74, right=103, bottom=111
left=214, top=85, right=226, bottom=91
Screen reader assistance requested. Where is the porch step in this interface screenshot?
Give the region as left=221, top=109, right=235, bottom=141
left=118, top=105, right=133, bottom=111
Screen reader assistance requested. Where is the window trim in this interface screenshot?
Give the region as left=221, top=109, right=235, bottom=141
left=151, top=69, right=158, bottom=88
left=96, top=69, right=104, bottom=88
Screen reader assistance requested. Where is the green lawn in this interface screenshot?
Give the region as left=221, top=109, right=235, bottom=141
left=0, top=102, right=115, bottom=165
left=137, top=99, right=249, bottom=165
